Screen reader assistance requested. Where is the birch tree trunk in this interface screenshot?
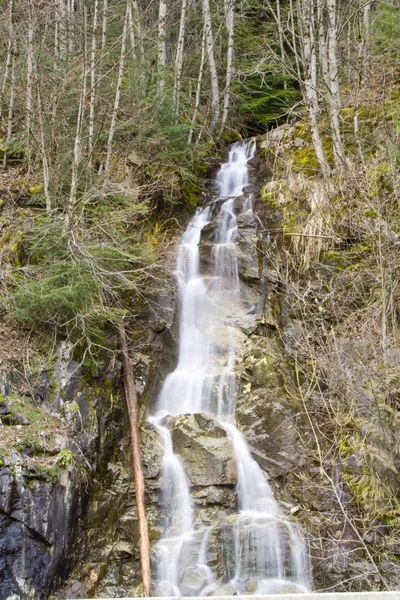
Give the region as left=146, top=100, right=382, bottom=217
left=99, top=0, right=108, bottom=73
left=188, top=23, right=206, bottom=144
left=36, top=83, right=52, bottom=213
left=65, top=6, right=88, bottom=232
left=0, top=0, right=13, bottom=122
left=276, top=0, right=287, bottom=89
left=26, top=0, right=34, bottom=171
left=3, top=46, right=15, bottom=170
left=131, top=1, right=145, bottom=94
left=88, top=0, right=99, bottom=169
left=104, top=3, right=129, bottom=178
left=317, top=0, right=329, bottom=88
left=301, top=0, right=330, bottom=178
left=326, top=0, right=346, bottom=170
left=202, top=0, right=220, bottom=132
left=58, top=0, right=68, bottom=60
left=173, top=0, right=188, bottom=115
left=290, top=0, right=302, bottom=82
left=67, top=0, right=75, bottom=54
left=354, top=1, right=372, bottom=160
left=127, top=3, right=137, bottom=64
left=118, top=321, right=152, bottom=598
left=219, top=0, right=235, bottom=137
left=158, top=0, right=167, bottom=92
left=54, top=15, right=59, bottom=71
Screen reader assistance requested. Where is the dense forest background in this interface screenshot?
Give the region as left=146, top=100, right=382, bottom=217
left=0, top=0, right=399, bottom=349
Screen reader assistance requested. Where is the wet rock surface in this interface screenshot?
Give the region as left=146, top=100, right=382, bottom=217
left=170, top=413, right=237, bottom=486
left=0, top=455, right=83, bottom=600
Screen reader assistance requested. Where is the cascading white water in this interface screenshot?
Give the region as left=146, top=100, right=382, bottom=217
left=150, top=141, right=311, bottom=596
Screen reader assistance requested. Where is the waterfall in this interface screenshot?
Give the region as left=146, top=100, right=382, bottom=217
left=150, top=141, right=311, bottom=596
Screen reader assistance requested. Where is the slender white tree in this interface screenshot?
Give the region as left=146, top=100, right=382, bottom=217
left=88, top=0, right=99, bottom=169
left=173, top=0, right=188, bottom=115
left=219, top=0, right=235, bottom=136
left=104, top=3, right=129, bottom=177
left=158, top=0, right=167, bottom=92
left=26, top=0, right=34, bottom=171
left=326, top=0, right=346, bottom=169
left=276, top=0, right=287, bottom=90
left=202, top=0, right=220, bottom=132
left=131, top=0, right=145, bottom=93
left=36, top=83, right=52, bottom=213
left=100, top=0, right=108, bottom=72
left=3, top=43, right=15, bottom=170
left=66, top=5, right=88, bottom=232
left=300, top=0, right=331, bottom=178
left=188, top=23, right=207, bottom=144
left=0, top=0, right=13, bottom=121
left=127, top=2, right=136, bottom=64
left=57, top=0, right=68, bottom=60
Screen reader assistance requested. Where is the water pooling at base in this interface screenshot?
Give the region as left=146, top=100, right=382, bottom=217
left=149, top=141, right=311, bottom=596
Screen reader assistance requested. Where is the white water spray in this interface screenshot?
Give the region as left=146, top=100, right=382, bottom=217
left=150, top=141, right=311, bottom=595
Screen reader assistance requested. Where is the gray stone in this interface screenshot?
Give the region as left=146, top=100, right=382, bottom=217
left=180, top=564, right=208, bottom=595
left=0, top=402, right=11, bottom=416
left=171, top=414, right=237, bottom=486
left=141, top=423, right=164, bottom=482
left=11, top=413, right=30, bottom=425
left=0, top=455, right=83, bottom=600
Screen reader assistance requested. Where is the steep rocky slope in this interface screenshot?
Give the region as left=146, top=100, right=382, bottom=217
left=1, top=120, right=400, bottom=597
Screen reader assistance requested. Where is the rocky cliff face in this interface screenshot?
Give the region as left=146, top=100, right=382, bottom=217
left=0, top=276, right=179, bottom=599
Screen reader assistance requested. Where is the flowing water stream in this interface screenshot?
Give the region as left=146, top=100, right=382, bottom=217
left=149, top=141, right=311, bottom=596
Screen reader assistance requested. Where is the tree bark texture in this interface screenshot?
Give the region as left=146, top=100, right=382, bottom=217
left=202, top=0, right=220, bottom=132
left=219, top=0, right=235, bottom=136
left=173, top=0, right=188, bottom=115
left=118, top=321, right=152, bottom=598
left=158, top=0, right=167, bottom=92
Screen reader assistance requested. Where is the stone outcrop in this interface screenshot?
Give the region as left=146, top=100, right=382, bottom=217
left=0, top=455, right=83, bottom=600
left=170, top=413, right=237, bottom=486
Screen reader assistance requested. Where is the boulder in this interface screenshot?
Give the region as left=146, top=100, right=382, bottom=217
left=170, top=413, right=237, bottom=486
left=180, top=564, right=209, bottom=596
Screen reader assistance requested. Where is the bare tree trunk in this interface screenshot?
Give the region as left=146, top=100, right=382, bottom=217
left=3, top=43, right=15, bottom=170
left=132, top=1, right=145, bottom=94
left=104, top=3, right=129, bottom=178
left=36, top=83, right=51, bottom=213
left=301, top=0, right=331, bottom=178
left=202, top=0, right=220, bottom=132
left=58, top=0, right=68, bottom=60
left=68, top=0, right=75, bottom=54
left=317, top=0, right=329, bottom=88
left=326, top=0, right=346, bottom=170
left=26, top=0, right=34, bottom=171
left=219, top=0, right=235, bottom=137
left=118, top=321, right=152, bottom=598
left=188, top=23, right=206, bottom=144
left=290, top=0, right=302, bottom=82
left=0, top=0, right=13, bottom=122
left=276, top=0, right=287, bottom=90
left=127, top=2, right=137, bottom=63
left=158, top=0, right=167, bottom=92
left=88, top=0, right=99, bottom=169
left=360, top=1, right=371, bottom=66
left=65, top=5, right=88, bottom=232
left=100, top=0, right=108, bottom=72
left=54, top=15, right=59, bottom=71
left=173, top=0, right=188, bottom=115
left=353, top=1, right=371, bottom=161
